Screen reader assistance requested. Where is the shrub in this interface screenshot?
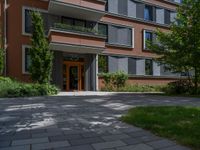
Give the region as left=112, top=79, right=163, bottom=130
left=163, top=80, right=194, bottom=95
left=101, top=71, right=128, bottom=90
left=0, top=77, right=59, bottom=98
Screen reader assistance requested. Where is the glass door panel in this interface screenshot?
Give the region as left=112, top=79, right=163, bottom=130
left=69, top=66, right=79, bottom=90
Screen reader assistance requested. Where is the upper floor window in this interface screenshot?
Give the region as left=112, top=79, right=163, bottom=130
left=143, top=30, right=154, bottom=50
left=144, top=5, right=153, bottom=21
left=24, top=8, right=50, bottom=35
left=108, top=25, right=132, bottom=47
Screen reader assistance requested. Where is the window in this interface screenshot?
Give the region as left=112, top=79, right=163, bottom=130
left=144, top=30, right=153, bottom=50
left=145, top=59, right=153, bottom=75
left=108, top=25, right=132, bottom=46
left=25, top=9, right=32, bottom=33
left=98, top=24, right=108, bottom=36
left=24, top=8, right=49, bottom=34
left=98, top=55, right=108, bottom=73
left=144, top=5, right=153, bottom=21
left=74, top=20, right=86, bottom=27
left=22, top=47, right=31, bottom=73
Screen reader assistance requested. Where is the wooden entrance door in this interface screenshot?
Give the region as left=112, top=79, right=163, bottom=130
left=63, top=61, right=85, bottom=91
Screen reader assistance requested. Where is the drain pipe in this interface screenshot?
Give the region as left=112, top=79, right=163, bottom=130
left=3, top=0, right=7, bottom=76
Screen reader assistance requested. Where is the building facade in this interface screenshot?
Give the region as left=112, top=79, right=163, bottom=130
left=0, top=0, right=183, bottom=91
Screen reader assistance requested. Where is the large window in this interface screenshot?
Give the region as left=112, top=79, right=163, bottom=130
left=144, top=5, right=153, bottom=21
left=108, top=25, right=132, bottom=47
left=145, top=59, right=153, bottom=75
left=24, top=8, right=50, bottom=34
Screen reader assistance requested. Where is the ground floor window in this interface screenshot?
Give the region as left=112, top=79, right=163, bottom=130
left=98, top=55, right=108, bottom=73
left=145, top=59, right=153, bottom=75
left=22, top=46, right=31, bottom=73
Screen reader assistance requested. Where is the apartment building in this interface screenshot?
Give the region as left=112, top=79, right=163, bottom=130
left=0, top=0, right=183, bottom=91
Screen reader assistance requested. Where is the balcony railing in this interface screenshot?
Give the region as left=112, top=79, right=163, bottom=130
left=52, top=23, right=107, bottom=37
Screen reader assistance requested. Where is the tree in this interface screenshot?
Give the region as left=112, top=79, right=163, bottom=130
left=148, top=0, right=200, bottom=93
left=30, top=11, right=53, bottom=84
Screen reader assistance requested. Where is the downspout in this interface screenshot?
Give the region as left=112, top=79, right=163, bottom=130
left=3, top=0, right=7, bottom=76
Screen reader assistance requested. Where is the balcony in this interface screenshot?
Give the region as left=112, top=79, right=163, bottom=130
left=48, top=23, right=106, bottom=54
left=48, top=0, right=106, bottom=21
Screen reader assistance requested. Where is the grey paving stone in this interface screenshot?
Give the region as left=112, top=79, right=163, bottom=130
left=116, top=143, right=154, bottom=150
left=136, top=134, right=161, bottom=142
left=0, top=145, right=30, bottom=150
left=65, top=134, right=82, bottom=140
left=54, top=145, right=94, bottom=150
left=30, top=129, right=46, bottom=134
left=128, top=130, right=152, bottom=138
left=121, top=138, right=141, bottom=145
left=0, top=141, right=11, bottom=148
left=49, top=135, right=68, bottom=142
left=81, top=132, right=98, bottom=138
left=92, top=140, right=127, bottom=150
left=161, top=145, right=191, bottom=150
left=32, top=132, right=63, bottom=138
left=70, top=137, right=103, bottom=146
left=32, top=140, right=70, bottom=150
left=101, top=134, right=131, bottom=141
left=147, top=139, right=176, bottom=149
left=12, top=137, right=48, bottom=146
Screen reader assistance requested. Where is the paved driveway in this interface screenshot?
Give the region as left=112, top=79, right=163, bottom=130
left=0, top=94, right=199, bottom=150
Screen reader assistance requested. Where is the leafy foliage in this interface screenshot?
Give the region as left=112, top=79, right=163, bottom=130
left=30, top=11, right=53, bottom=84
left=101, top=71, right=128, bottom=90
left=0, top=77, right=58, bottom=98
left=148, top=0, right=200, bottom=93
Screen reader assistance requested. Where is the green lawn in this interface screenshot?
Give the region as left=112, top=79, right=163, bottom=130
left=121, top=106, right=200, bottom=150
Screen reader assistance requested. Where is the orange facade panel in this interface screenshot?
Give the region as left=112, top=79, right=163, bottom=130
left=57, top=0, right=106, bottom=11
left=49, top=30, right=106, bottom=48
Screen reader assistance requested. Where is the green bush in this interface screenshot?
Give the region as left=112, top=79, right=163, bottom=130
left=163, top=80, right=194, bottom=95
left=101, top=71, right=128, bottom=90
left=0, top=77, right=59, bottom=98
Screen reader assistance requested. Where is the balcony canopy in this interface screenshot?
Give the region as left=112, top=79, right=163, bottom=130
left=48, top=0, right=106, bottom=21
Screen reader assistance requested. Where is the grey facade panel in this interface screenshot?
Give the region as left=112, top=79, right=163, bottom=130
left=118, top=57, right=128, bottom=73
left=52, top=51, right=63, bottom=89
left=108, top=56, right=118, bottom=73
left=136, top=59, right=145, bottom=75
left=108, top=25, right=118, bottom=44
left=108, top=0, right=118, bottom=14
left=118, top=0, right=128, bottom=16
left=128, top=0, right=136, bottom=18
left=128, top=58, right=136, bottom=75
left=136, top=2, right=145, bottom=19
left=153, top=61, right=161, bottom=76
left=156, top=8, right=164, bottom=24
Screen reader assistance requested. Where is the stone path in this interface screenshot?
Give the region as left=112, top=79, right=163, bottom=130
left=0, top=93, right=199, bottom=150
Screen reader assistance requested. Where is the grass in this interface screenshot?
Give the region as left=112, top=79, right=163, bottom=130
left=121, top=106, right=200, bottom=150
